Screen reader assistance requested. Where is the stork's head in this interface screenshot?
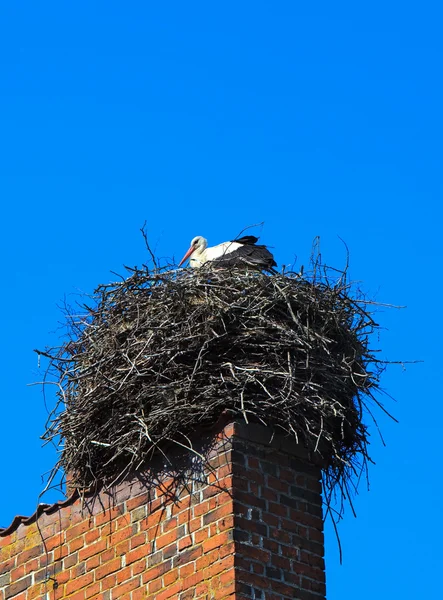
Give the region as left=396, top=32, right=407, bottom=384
left=178, top=236, right=208, bottom=267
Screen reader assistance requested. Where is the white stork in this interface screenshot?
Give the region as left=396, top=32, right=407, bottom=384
left=178, top=235, right=277, bottom=271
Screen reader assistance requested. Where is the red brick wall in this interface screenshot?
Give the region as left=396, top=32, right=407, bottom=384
left=0, top=422, right=326, bottom=600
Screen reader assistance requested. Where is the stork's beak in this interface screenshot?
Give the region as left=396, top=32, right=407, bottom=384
left=178, top=246, right=194, bottom=267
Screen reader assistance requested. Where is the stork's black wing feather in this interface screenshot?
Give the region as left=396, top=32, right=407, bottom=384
left=231, top=235, right=259, bottom=245
left=211, top=243, right=276, bottom=270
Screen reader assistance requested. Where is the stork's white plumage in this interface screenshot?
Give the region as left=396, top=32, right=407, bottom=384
left=178, top=235, right=276, bottom=271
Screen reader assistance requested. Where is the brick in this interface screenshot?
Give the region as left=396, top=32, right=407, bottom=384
left=143, top=510, right=164, bottom=530
left=85, top=582, right=101, bottom=598
left=196, top=581, right=210, bottom=596
left=155, top=529, right=177, bottom=549
left=261, top=511, right=279, bottom=529
left=310, top=578, right=326, bottom=594
left=180, top=588, right=196, bottom=600
left=95, top=557, right=122, bottom=580
left=205, top=555, right=232, bottom=579
left=0, top=558, right=15, bottom=576
left=126, top=546, right=149, bottom=566
left=267, top=501, right=289, bottom=517
left=236, top=543, right=270, bottom=563
left=28, top=584, right=45, bottom=600
left=85, top=529, right=100, bottom=544
left=218, top=514, right=235, bottom=532
left=131, top=506, right=147, bottom=523
left=112, top=576, right=140, bottom=598
left=6, top=593, right=27, bottom=600
left=115, top=514, right=132, bottom=530
left=129, top=533, right=146, bottom=549
left=271, top=554, right=291, bottom=571
left=290, top=514, right=324, bottom=539
left=63, top=552, right=78, bottom=569
left=246, top=456, right=260, bottom=470
left=202, top=484, right=220, bottom=500
left=279, top=468, right=297, bottom=483
left=280, top=493, right=299, bottom=510
left=195, top=549, right=220, bottom=572
left=237, top=571, right=271, bottom=591
left=156, top=581, right=183, bottom=600
left=194, top=527, right=209, bottom=543
left=188, top=517, right=202, bottom=533
left=86, top=554, right=101, bottom=570
left=283, top=571, right=301, bottom=586
left=148, top=578, right=163, bottom=594
left=133, top=587, right=149, bottom=600
left=45, top=533, right=65, bottom=553
left=78, top=539, right=107, bottom=561
left=116, top=565, right=133, bottom=584
left=65, top=520, right=90, bottom=542
left=16, top=546, right=43, bottom=564
left=34, top=567, right=48, bottom=584
left=132, top=558, right=147, bottom=576
left=261, top=487, right=278, bottom=502
left=142, top=559, right=172, bottom=584
left=110, top=526, right=133, bottom=544
left=66, top=589, right=85, bottom=600
left=100, top=574, right=117, bottom=592
left=54, top=568, right=71, bottom=585
left=236, top=517, right=267, bottom=537
left=192, top=500, right=210, bottom=518
left=266, top=566, right=282, bottom=580
left=72, top=561, right=86, bottom=577
left=115, top=540, right=130, bottom=557
left=202, top=530, right=234, bottom=554
left=69, top=535, right=85, bottom=553
left=179, top=563, right=194, bottom=579
left=4, top=576, right=33, bottom=599
left=235, top=469, right=265, bottom=487
left=162, top=517, right=178, bottom=532
left=53, top=545, right=69, bottom=562
left=178, top=535, right=193, bottom=550
left=293, top=562, right=325, bottom=581
left=220, top=566, right=235, bottom=584
left=65, top=572, right=94, bottom=595
left=290, top=486, right=322, bottom=506
left=260, top=460, right=279, bottom=477
left=308, top=527, right=324, bottom=544
left=126, top=492, right=151, bottom=512
left=94, top=506, right=124, bottom=526
left=164, top=567, right=179, bottom=586
left=202, top=502, right=232, bottom=526
left=173, top=545, right=202, bottom=567
left=100, top=548, right=116, bottom=563
left=163, top=543, right=178, bottom=559
left=219, top=540, right=235, bottom=560
left=10, top=566, right=24, bottom=581
left=146, top=551, right=163, bottom=568
left=177, top=508, right=192, bottom=526
left=270, top=527, right=291, bottom=545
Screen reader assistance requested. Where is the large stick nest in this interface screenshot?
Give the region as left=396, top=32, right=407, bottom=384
left=40, top=259, right=390, bottom=505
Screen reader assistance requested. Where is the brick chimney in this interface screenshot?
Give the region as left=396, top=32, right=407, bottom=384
left=0, top=421, right=325, bottom=599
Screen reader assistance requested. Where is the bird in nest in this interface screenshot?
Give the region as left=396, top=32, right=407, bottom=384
left=178, top=235, right=276, bottom=271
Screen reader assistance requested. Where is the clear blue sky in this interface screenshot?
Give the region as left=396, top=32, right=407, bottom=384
left=0, top=2, right=440, bottom=597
